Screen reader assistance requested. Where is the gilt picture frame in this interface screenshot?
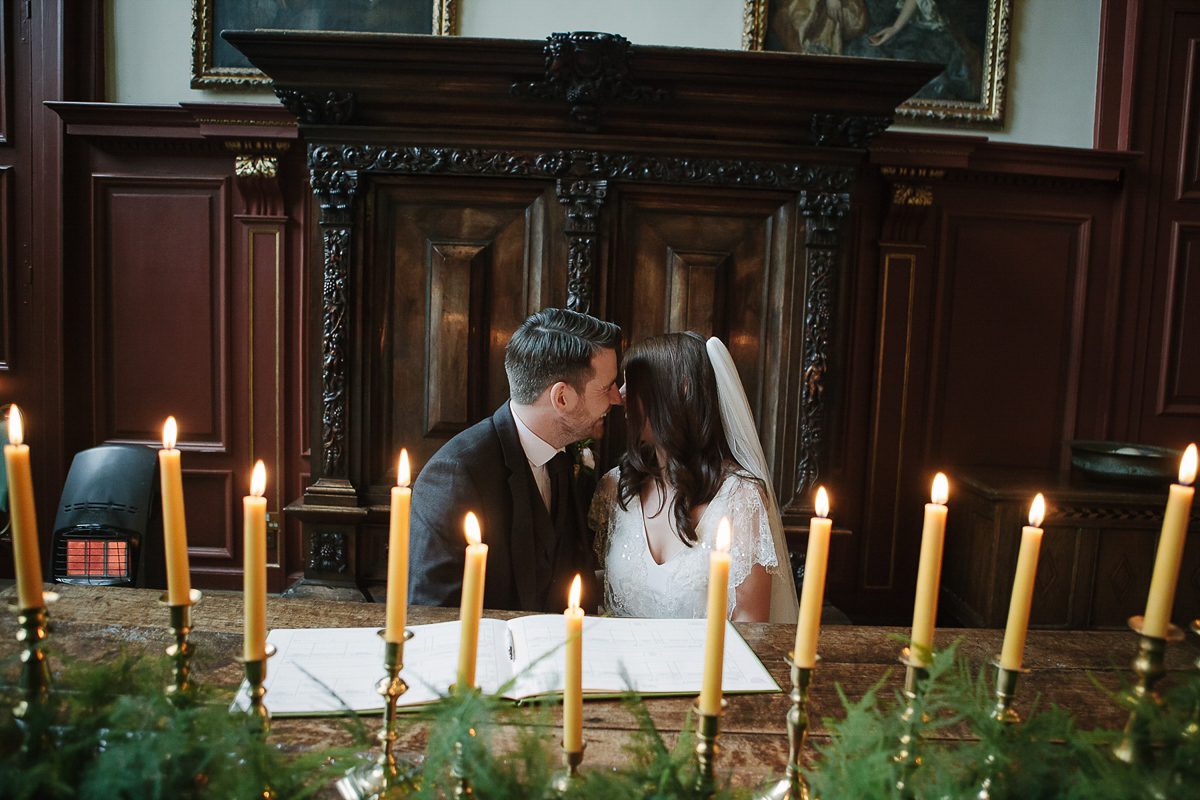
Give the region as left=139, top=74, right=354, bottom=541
left=743, top=0, right=1011, bottom=127
left=192, top=0, right=458, bottom=88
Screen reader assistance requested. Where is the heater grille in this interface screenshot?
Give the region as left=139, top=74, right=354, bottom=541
left=53, top=530, right=135, bottom=585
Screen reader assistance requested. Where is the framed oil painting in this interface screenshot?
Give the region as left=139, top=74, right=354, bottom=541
left=192, top=0, right=458, bottom=88
left=743, top=0, right=1011, bottom=127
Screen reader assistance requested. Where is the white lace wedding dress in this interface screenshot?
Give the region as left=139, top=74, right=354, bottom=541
left=588, top=468, right=788, bottom=619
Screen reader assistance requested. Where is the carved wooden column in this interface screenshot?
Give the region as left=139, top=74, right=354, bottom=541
left=794, top=186, right=852, bottom=497
left=556, top=178, right=607, bottom=314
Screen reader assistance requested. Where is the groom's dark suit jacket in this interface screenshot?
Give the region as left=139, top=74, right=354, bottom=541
left=409, top=402, right=599, bottom=613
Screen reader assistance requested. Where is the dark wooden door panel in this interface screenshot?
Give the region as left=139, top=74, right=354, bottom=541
left=607, top=186, right=800, bottom=500
left=363, top=178, right=557, bottom=493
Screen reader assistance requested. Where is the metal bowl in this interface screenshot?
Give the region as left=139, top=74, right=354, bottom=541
left=1067, top=440, right=1182, bottom=483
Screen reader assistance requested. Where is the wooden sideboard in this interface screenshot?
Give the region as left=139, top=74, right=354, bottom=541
left=942, top=466, right=1200, bottom=630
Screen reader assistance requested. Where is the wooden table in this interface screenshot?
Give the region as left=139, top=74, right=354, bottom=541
left=2, top=585, right=1198, bottom=789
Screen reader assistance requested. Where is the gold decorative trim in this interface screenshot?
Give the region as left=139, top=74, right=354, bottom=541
left=880, top=167, right=945, bottom=179
left=891, top=183, right=934, bottom=206
left=192, top=0, right=459, bottom=89
left=235, top=155, right=279, bottom=179
left=743, top=0, right=1012, bottom=128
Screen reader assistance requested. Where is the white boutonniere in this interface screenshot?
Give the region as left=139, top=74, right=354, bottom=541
left=567, top=438, right=595, bottom=480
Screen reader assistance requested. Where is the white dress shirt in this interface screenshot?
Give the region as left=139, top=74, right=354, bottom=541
left=509, top=401, right=561, bottom=514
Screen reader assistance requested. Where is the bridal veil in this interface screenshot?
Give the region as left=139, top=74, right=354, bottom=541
left=705, top=337, right=801, bottom=624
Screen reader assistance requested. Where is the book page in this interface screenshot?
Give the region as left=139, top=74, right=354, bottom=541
left=504, top=616, right=779, bottom=700
left=231, top=620, right=513, bottom=715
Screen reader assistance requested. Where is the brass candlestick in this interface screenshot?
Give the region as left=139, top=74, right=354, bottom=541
left=159, top=589, right=201, bottom=697
left=451, top=738, right=473, bottom=799
left=755, top=653, right=815, bottom=800
left=1186, top=620, right=1200, bottom=740
left=894, top=647, right=929, bottom=796
left=337, top=630, right=419, bottom=800
left=1114, top=615, right=1183, bottom=764
left=694, top=702, right=723, bottom=798
left=550, top=745, right=585, bottom=795
left=990, top=659, right=1025, bottom=724
left=238, top=643, right=278, bottom=733
left=11, top=596, right=55, bottom=722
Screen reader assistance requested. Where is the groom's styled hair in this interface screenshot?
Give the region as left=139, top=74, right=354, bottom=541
left=505, top=308, right=621, bottom=405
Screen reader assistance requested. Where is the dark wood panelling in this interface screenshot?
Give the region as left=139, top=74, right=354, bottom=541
left=611, top=187, right=790, bottom=447
left=0, top=165, right=9, bottom=368
left=1159, top=223, right=1200, bottom=413
left=93, top=177, right=229, bottom=446
left=932, top=213, right=1090, bottom=471
left=1179, top=38, right=1200, bottom=200
left=182, top=467, right=234, bottom=558
left=364, top=178, right=555, bottom=493
left=425, top=242, right=487, bottom=437
left=0, top=0, right=8, bottom=145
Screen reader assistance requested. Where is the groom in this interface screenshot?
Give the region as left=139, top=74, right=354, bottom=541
left=408, top=308, right=622, bottom=613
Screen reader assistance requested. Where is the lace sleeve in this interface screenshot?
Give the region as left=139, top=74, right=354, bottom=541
left=721, top=474, right=783, bottom=602
left=588, top=468, right=619, bottom=569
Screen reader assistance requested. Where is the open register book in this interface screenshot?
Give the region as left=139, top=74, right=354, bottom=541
left=232, top=615, right=779, bottom=716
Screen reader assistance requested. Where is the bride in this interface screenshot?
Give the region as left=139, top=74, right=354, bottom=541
left=588, top=332, right=800, bottom=622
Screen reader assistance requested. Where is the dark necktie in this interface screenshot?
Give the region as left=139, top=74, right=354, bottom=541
left=546, top=451, right=576, bottom=541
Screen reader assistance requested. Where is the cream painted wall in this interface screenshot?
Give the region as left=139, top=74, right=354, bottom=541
left=108, top=0, right=1100, bottom=149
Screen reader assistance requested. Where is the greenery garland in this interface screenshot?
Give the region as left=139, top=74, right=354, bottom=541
left=1, top=638, right=1198, bottom=799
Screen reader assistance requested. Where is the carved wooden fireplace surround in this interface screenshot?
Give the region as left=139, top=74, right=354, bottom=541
left=226, top=30, right=938, bottom=594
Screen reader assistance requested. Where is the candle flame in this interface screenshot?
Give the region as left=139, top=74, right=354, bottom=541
left=716, top=517, right=731, bottom=553
left=250, top=460, right=266, bottom=498
left=1179, top=444, right=1197, bottom=486
left=1029, top=493, right=1045, bottom=528
left=569, top=574, right=581, bottom=610
left=163, top=416, right=177, bottom=450
left=815, top=486, right=829, bottom=519
left=931, top=473, right=948, bottom=505
left=464, top=512, right=481, bottom=546
left=6, top=405, right=22, bottom=446
left=398, top=449, right=411, bottom=487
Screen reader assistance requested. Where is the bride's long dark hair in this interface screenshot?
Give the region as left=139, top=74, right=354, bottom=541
left=617, top=331, right=739, bottom=546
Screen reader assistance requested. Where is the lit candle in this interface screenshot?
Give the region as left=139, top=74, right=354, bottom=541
left=456, top=512, right=487, bottom=690
left=793, top=487, right=832, bottom=668
left=243, top=461, right=268, bottom=661
left=910, top=473, right=949, bottom=666
left=385, top=451, right=411, bottom=645
left=564, top=574, right=584, bottom=752
left=4, top=406, right=44, bottom=610
left=698, top=518, right=732, bottom=715
left=1000, top=493, right=1045, bottom=670
left=158, top=417, right=192, bottom=606
left=1142, top=444, right=1197, bottom=639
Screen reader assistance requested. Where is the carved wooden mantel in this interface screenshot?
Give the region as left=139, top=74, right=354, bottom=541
left=226, top=30, right=938, bottom=589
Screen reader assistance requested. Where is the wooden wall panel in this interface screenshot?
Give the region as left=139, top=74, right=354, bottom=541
left=1159, top=223, right=1200, bottom=413
left=0, top=165, right=9, bottom=369
left=932, top=213, right=1090, bottom=471
left=363, top=178, right=555, bottom=495
left=93, top=177, right=228, bottom=447
left=609, top=187, right=796, bottom=492
left=1179, top=38, right=1200, bottom=200
left=181, top=468, right=234, bottom=558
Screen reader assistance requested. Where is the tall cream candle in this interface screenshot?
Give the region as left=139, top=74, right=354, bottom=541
left=910, top=473, right=949, bottom=666
left=1000, top=493, right=1045, bottom=670
left=793, top=487, right=832, bottom=668
left=4, top=406, right=44, bottom=610
left=456, top=512, right=487, bottom=690
left=385, top=451, right=411, bottom=644
left=243, top=461, right=268, bottom=661
left=698, top=518, right=732, bottom=715
left=1142, top=444, right=1197, bottom=638
left=563, top=574, right=584, bottom=752
left=158, top=417, right=192, bottom=606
